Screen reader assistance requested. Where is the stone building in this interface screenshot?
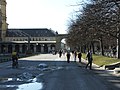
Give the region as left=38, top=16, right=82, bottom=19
left=0, top=0, right=8, bottom=41
left=0, top=28, right=57, bottom=54
left=0, top=0, right=67, bottom=54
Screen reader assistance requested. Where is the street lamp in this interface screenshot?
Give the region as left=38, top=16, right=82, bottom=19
left=27, top=36, right=30, bottom=53
left=42, top=44, right=45, bottom=53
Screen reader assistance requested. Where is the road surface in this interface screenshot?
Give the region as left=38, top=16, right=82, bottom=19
left=0, top=54, right=120, bottom=90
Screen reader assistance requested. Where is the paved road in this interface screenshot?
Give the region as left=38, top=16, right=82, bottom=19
left=0, top=54, right=120, bottom=90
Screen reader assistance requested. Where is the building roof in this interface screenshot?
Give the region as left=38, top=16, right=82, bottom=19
left=6, top=28, right=57, bottom=37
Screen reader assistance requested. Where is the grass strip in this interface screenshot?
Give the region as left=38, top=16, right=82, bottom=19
left=82, top=53, right=120, bottom=66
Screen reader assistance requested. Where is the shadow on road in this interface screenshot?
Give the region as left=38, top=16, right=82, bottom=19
left=0, top=58, right=120, bottom=90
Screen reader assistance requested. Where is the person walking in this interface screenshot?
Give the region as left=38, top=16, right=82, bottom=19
left=85, top=50, right=93, bottom=70
left=59, top=50, right=62, bottom=58
left=66, top=51, right=71, bottom=63
left=74, top=51, right=77, bottom=62
left=12, top=50, right=19, bottom=68
left=78, top=52, right=82, bottom=62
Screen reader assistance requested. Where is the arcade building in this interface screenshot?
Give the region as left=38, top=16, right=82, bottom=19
left=0, top=0, right=67, bottom=54
left=0, top=28, right=57, bottom=54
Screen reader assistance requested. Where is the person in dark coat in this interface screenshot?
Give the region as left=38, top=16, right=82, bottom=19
left=59, top=50, right=62, bottom=58
left=74, top=51, right=77, bottom=62
left=85, top=51, right=93, bottom=70
left=12, top=50, right=19, bottom=68
left=78, top=52, right=82, bottom=62
left=66, top=51, right=71, bottom=63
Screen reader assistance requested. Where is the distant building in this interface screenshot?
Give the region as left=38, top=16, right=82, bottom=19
left=0, top=28, right=57, bottom=53
left=0, top=0, right=8, bottom=41
left=0, top=0, right=67, bottom=54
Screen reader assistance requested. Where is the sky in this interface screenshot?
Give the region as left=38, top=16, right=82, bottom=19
left=6, top=0, right=82, bottom=34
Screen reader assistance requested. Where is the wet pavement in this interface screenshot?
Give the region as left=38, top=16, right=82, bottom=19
left=0, top=54, right=120, bottom=90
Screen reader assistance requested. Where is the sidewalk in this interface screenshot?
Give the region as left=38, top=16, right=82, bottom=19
left=78, top=58, right=120, bottom=77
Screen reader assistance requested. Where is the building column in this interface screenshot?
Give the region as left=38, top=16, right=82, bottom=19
left=12, top=44, right=15, bottom=52
left=6, top=44, right=8, bottom=53
left=41, top=44, right=44, bottom=53
left=48, top=44, right=51, bottom=53
left=19, top=44, right=22, bottom=53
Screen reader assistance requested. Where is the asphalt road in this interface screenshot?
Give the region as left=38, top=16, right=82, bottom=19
left=0, top=54, right=120, bottom=90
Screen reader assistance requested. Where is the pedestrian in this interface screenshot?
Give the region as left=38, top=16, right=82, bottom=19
left=72, top=50, right=74, bottom=55
left=59, top=50, right=62, bottom=58
left=112, top=46, right=117, bottom=58
left=74, top=51, right=77, bottom=62
left=78, top=52, right=82, bottom=62
left=12, top=50, right=19, bottom=68
left=85, top=50, right=93, bottom=70
left=66, top=51, right=71, bottom=63
left=62, top=49, right=66, bottom=56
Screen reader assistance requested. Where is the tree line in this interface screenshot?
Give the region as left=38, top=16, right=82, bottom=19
left=66, top=0, right=120, bottom=58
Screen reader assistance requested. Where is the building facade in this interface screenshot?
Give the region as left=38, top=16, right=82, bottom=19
left=0, top=0, right=67, bottom=54
left=0, top=28, right=57, bottom=54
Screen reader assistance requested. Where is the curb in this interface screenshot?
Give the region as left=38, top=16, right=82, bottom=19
left=80, top=58, right=120, bottom=76
left=103, top=62, right=120, bottom=70
left=114, top=68, right=120, bottom=74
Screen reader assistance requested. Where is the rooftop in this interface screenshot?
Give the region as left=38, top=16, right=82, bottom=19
left=6, top=28, right=58, bottom=37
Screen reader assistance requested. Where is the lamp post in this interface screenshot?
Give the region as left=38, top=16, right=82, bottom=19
left=42, top=44, right=44, bottom=53
left=27, top=36, right=30, bottom=53
left=24, top=36, right=31, bottom=54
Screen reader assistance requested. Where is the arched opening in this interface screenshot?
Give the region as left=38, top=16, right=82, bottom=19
left=15, top=45, right=20, bottom=53
left=30, top=44, right=34, bottom=52
left=61, top=39, right=67, bottom=50
left=51, top=44, right=55, bottom=50
left=1, top=45, right=6, bottom=53
left=22, top=44, right=27, bottom=53
left=8, top=44, right=12, bottom=53
left=44, top=44, right=48, bottom=53
left=56, top=34, right=68, bottom=51
left=36, top=44, right=41, bottom=53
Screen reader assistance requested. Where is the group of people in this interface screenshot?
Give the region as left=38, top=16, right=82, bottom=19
left=66, top=51, right=82, bottom=63
left=11, top=49, right=93, bottom=70
left=66, top=50, right=93, bottom=70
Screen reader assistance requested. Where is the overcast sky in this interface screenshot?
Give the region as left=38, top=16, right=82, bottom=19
left=6, top=0, right=83, bottom=34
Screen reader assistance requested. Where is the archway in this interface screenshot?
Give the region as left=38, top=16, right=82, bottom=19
left=61, top=39, right=67, bottom=49
left=56, top=34, right=68, bottom=51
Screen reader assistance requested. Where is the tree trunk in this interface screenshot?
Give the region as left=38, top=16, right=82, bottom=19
left=117, top=34, right=120, bottom=59
left=100, top=37, right=104, bottom=56
left=91, top=41, right=95, bottom=54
